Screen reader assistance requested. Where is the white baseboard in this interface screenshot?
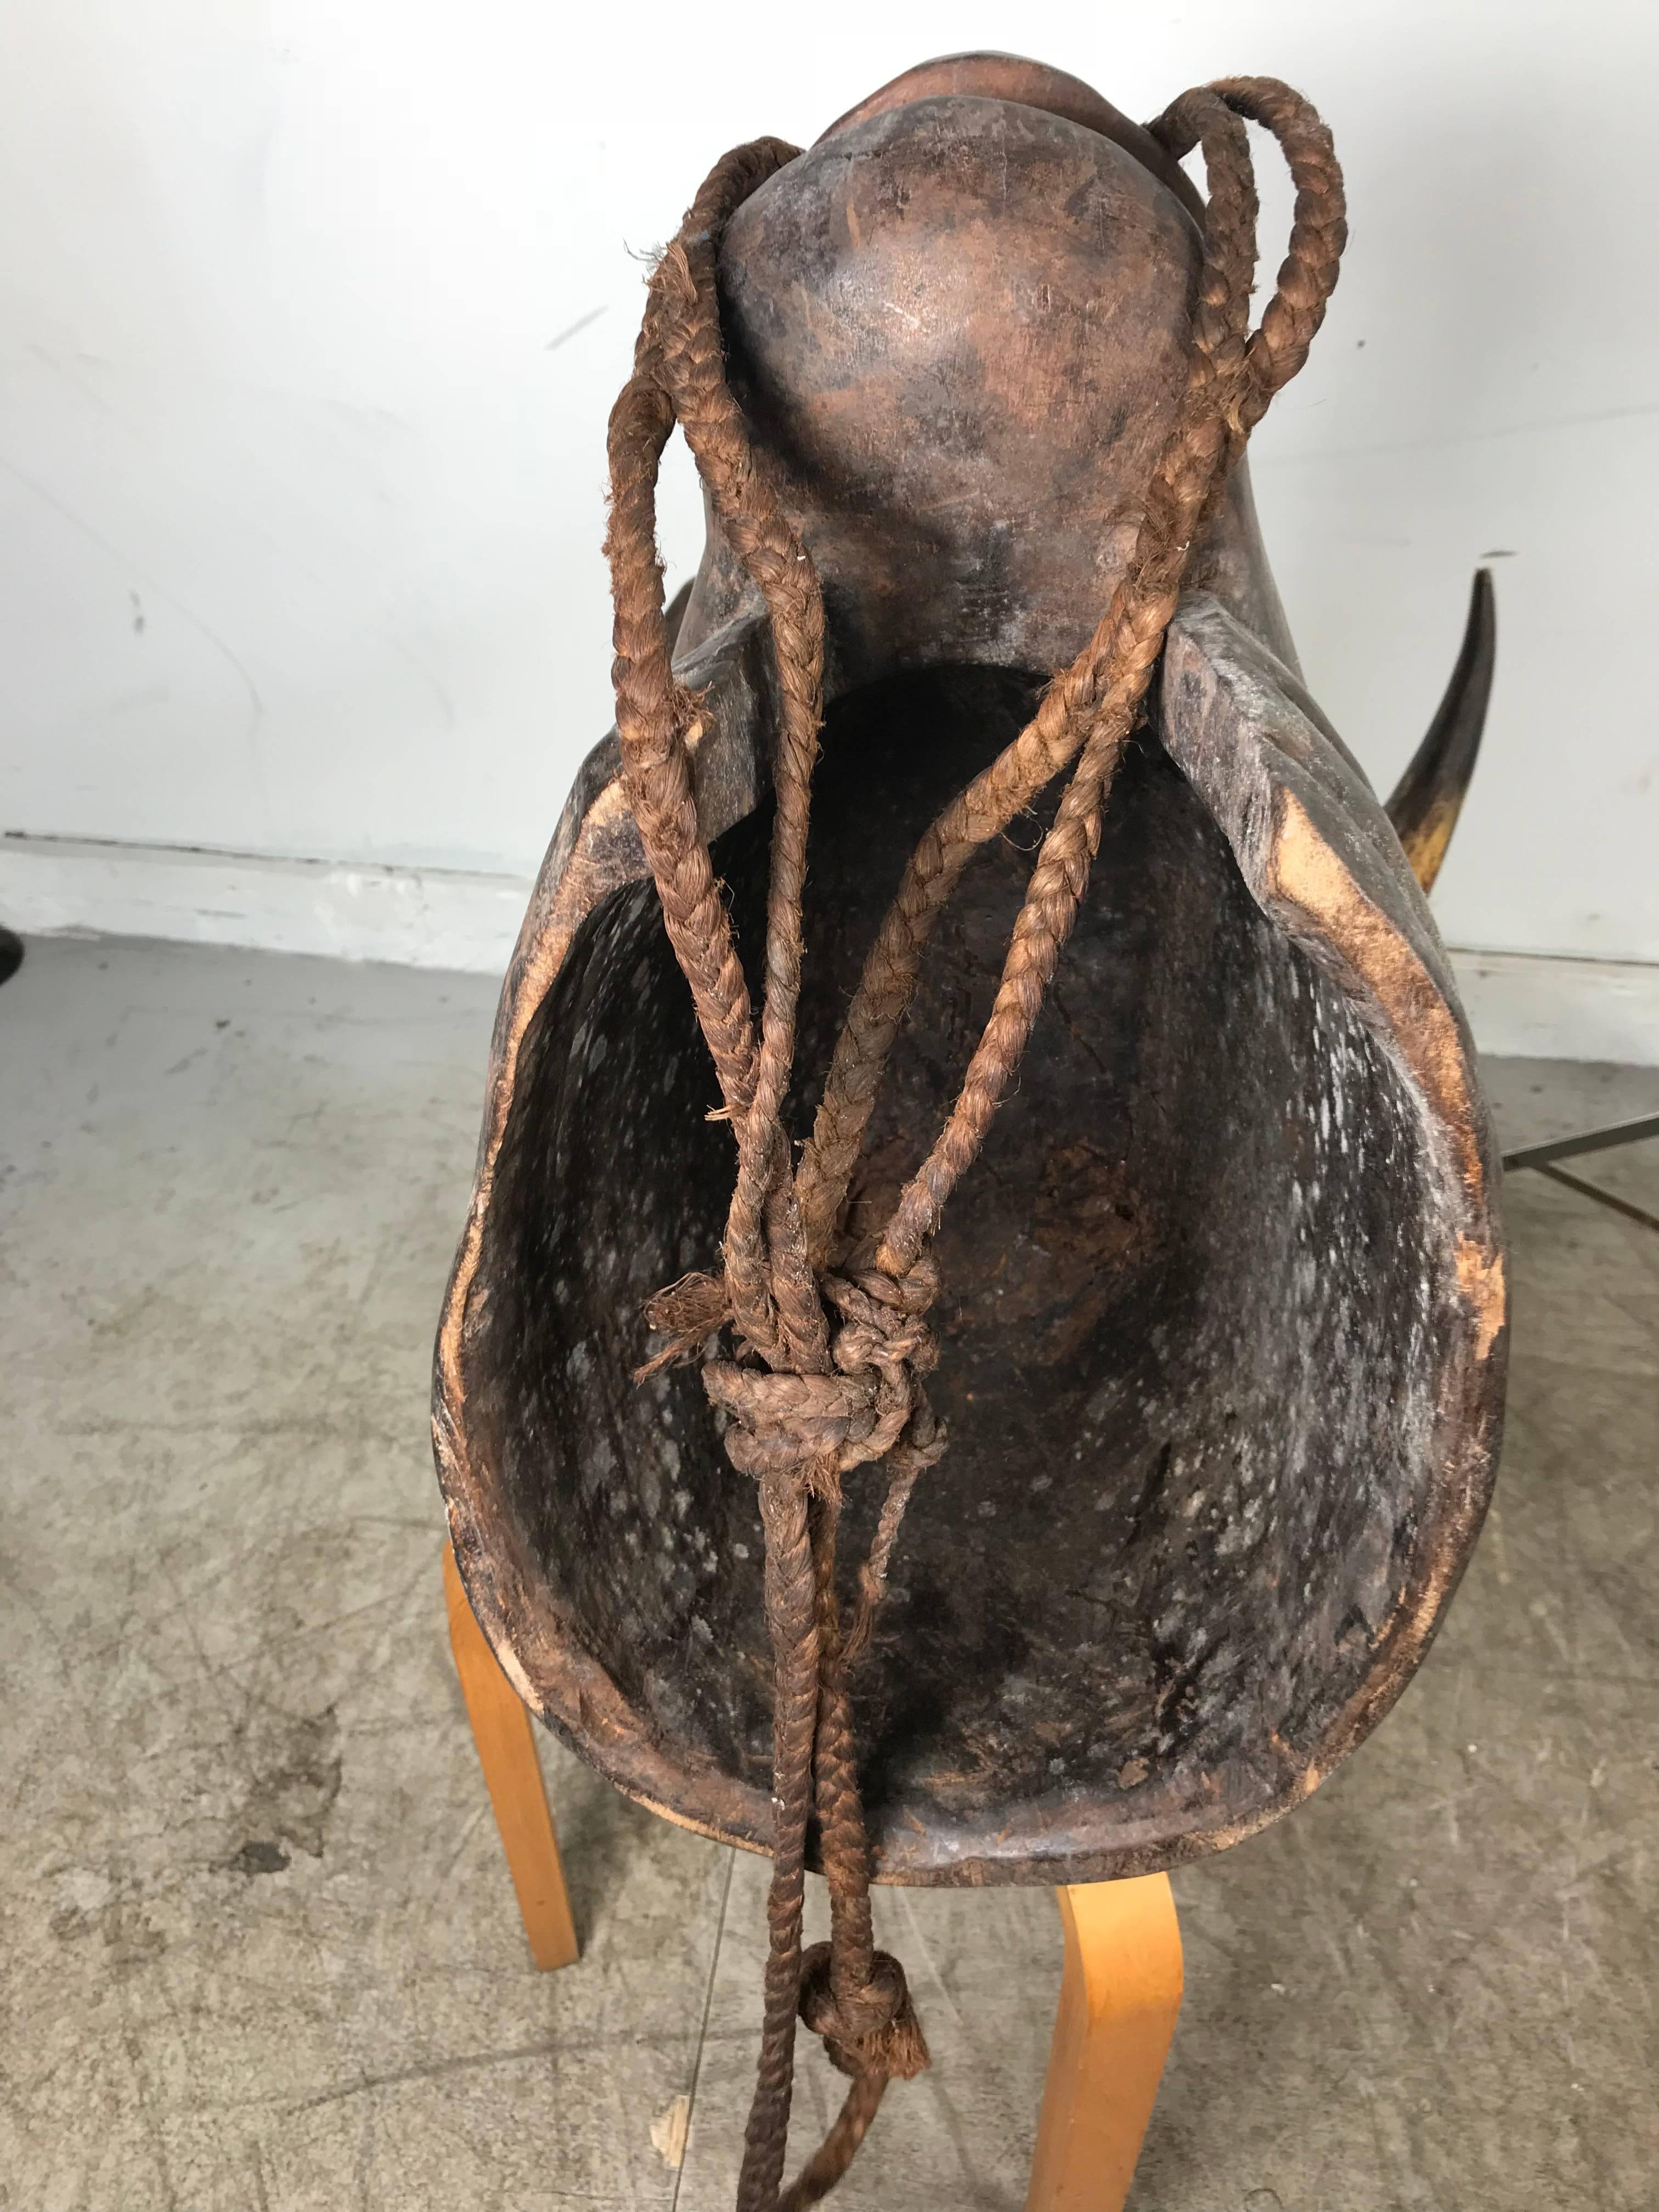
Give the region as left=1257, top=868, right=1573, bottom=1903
left=3, top=834, right=1655, bottom=1063
left=0, top=834, right=532, bottom=975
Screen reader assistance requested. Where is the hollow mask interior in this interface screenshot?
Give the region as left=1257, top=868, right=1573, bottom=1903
left=470, top=666, right=1441, bottom=1856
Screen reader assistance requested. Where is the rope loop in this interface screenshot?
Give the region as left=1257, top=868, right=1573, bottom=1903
left=696, top=1248, right=945, bottom=1494
left=606, top=76, right=1346, bottom=2212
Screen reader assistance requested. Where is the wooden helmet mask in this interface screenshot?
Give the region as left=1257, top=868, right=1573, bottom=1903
left=434, top=52, right=1506, bottom=2204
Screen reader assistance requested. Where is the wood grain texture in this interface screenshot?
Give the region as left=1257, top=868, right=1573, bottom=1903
left=816, top=52, right=1207, bottom=221
left=443, top=1539, right=578, bottom=1972
left=673, top=91, right=1300, bottom=685
left=1025, top=1876, right=1183, bottom=2212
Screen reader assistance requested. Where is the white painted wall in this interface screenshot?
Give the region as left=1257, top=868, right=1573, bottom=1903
left=1, top=1, right=1655, bottom=966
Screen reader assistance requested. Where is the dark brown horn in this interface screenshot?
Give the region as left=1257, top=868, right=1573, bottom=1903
left=1385, top=567, right=1496, bottom=892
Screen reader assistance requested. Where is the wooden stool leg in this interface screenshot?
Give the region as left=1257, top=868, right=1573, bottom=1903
left=443, top=1540, right=579, bottom=1971
left=1025, top=1873, right=1183, bottom=2212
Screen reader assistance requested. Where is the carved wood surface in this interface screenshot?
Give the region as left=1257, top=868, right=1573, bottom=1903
left=432, top=75, right=1506, bottom=1886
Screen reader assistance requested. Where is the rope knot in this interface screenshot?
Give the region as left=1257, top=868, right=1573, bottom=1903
left=819, top=1248, right=945, bottom=1476
left=797, top=1943, right=931, bottom=2082
left=645, top=1249, right=949, bottom=1499
left=701, top=1362, right=882, bottom=1493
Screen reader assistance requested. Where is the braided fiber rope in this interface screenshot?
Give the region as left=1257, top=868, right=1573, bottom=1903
left=603, top=80, right=1345, bottom=2209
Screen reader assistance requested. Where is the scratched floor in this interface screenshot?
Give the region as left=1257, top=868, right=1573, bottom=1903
left=1, top=934, right=1654, bottom=2212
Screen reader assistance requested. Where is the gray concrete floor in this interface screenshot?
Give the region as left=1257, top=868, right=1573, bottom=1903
left=1, top=935, right=1654, bottom=2212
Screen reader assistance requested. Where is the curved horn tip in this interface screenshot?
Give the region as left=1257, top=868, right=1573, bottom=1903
left=1386, top=567, right=1497, bottom=895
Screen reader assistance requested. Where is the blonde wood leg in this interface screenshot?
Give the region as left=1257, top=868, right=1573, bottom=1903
left=443, top=1539, right=579, bottom=1971
left=1025, top=1873, right=1183, bottom=2212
